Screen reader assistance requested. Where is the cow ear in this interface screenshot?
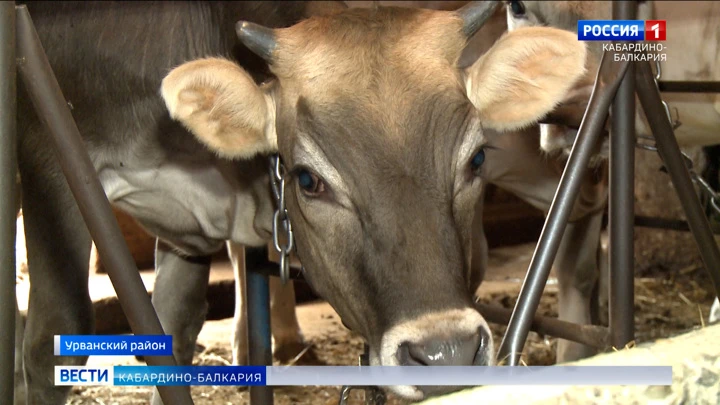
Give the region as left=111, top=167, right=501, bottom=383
left=161, top=58, right=276, bottom=159
left=463, top=27, right=587, bottom=132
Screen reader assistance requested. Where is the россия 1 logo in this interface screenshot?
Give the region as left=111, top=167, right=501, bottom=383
left=578, top=20, right=667, bottom=62
left=645, top=20, right=666, bottom=41
left=578, top=20, right=666, bottom=41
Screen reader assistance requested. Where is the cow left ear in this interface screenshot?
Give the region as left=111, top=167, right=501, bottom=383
left=160, top=58, right=277, bottom=159
left=463, top=26, right=587, bottom=132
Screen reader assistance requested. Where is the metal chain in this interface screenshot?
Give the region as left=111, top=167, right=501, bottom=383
left=338, top=344, right=386, bottom=405
left=637, top=136, right=720, bottom=215
left=267, top=157, right=381, bottom=402
left=653, top=60, right=682, bottom=130
left=269, top=154, right=294, bottom=285
left=635, top=63, right=720, bottom=216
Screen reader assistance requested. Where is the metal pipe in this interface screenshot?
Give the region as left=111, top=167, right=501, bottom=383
left=255, top=265, right=305, bottom=281
left=476, top=304, right=609, bottom=350
left=600, top=214, right=720, bottom=234
left=497, top=55, right=631, bottom=366
left=636, top=61, right=720, bottom=300
left=609, top=0, right=636, bottom=352
left=14, top=6, right=193, bottom=404
left=0, top=3, right=17, bottom=402
left=245, top=247, right=274, bottom=405
left=632, top=215, right=720, bottom=234
left=658, top=81, right=720, bottom=93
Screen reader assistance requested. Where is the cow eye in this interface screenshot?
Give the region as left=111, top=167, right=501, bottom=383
left=470, top=148, right=486, bottom=173
left=297, top=169, right=325, bottom=196
left=508, top=0, right=526, bottom=17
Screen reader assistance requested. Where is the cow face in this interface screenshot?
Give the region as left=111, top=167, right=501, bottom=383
left=161, top=3, right=585, bottom=400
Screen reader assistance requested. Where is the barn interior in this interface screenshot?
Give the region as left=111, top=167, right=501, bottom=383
left=14, top=144, right=718, bottom=404
left=6, top=1, right=720, bottom=405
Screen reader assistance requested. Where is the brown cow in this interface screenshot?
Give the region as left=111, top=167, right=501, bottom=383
left=161, top=2, right=586, bottom=400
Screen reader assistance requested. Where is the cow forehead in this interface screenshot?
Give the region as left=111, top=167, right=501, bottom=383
left=295, top=88, right=474, bottom=151
left=267, top=7, right=481, bottom=188
left=289, top=90, right=477, bottom=202
left=550, top=1, right=605, bottom=17
left=271, top=7, right=467, bottom=92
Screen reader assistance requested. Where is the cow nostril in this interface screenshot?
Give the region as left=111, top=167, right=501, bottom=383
left=407, top=342, right=432, bottom=366
left=398, top=331, right=489, bottom=399
left=472, top=327, right=493, bottom=366
left=397, top=342, right=426, bottom=366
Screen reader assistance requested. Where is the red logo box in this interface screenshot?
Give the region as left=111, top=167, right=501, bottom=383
left=645, top=20, right=666, bottom=41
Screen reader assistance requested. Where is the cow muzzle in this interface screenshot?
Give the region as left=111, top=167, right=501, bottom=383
left=397, top=326, right=492, bottom=367
left=372, top=307, right=494, bottom=400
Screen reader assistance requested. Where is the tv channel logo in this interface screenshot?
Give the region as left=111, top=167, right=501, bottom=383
left=644, top=20, right=666, bottom=41
left=55, top=366, right=114, bottom=386
left=578, top=20, right=666, bottom=41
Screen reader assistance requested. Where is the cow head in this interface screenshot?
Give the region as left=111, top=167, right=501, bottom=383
left=504, top=0, right=653, bottom=157
left=160, top=2, right=586, bottom=400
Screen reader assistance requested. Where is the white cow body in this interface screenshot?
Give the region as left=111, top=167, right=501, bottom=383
left=507, top=1, right=720, bottom=155
left=646, top=1, right=720, bottom=147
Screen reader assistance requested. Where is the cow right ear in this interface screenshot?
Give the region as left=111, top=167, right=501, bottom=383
left=463, top=27, right=587, bottom=132
left=161, top=58, right=277, bottom=159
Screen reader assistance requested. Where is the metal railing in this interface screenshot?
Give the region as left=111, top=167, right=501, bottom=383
left=496, top=0, right=720, bottom=365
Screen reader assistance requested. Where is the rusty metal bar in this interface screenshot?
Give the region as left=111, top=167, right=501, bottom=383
left=14, top=6, right=192, bottom=404
left=245, top=247, right=274, bottom=405
left=609, top=0, right=636, bottom=352
left=0, top=2, right=17, bottom=401
left=496, top=55, right=631, bottom=366
left=657, top=81, right=720, bottom=93
left=636, top=61, right=720, bottom=300
left=476, top=304, right=609, bottom=350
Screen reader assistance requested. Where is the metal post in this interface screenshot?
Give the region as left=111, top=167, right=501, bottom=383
left=476, top=304, right=609, bottom=349
left=632, top=215, right=720, bottom=234
left=0, top=2, right=17, bottom=402
left=497, top=56, right=631, bottom=366
left=609, top=0, right=636, bottom=351
left=245, top=247, right=274, bottom=405
left=635, top=61, right=720, bottom=299
left=14, top=6, right=192, bottom=404
left=657, top=81, right=720, bottom=93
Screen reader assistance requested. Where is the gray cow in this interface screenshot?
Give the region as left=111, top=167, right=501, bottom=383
left=17, top=2, right=345, bottom=404
left=17, top=1, right=588, bottom=404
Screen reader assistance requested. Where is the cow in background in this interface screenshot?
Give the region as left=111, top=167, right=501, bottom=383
left=17, top=2, right=346, bottom=404
left=505, top=0, right=720, bottom=332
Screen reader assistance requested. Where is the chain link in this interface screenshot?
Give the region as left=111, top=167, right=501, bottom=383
left=653, top=60, right=682, bottom=130
left=338, top=345, right=386, bottom=405
left=267, top=157, right=382, bottom=403
left=269, top=154, right=294, bottom=285
left=634, top=64, right=720, bottom=217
